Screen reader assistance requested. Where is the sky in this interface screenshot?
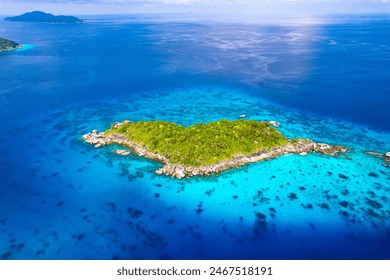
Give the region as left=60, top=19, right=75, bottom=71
left=0, top=0, right=390, bottom=16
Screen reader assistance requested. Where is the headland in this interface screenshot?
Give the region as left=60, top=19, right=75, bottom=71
left=0, top=38, right=22, bottom=52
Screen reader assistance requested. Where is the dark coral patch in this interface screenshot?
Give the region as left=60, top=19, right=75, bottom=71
left=366, top=208, right=381, bottom=219
left=253, top=212, right=267, bottom=237
left=76, top=234, right=85, bottom=241
left=320, top=203, right=330, bottom=210
left=338, top=174, right=349, bottom=180
left=341, top=189, right=349, bottom=196
left=367, top=191, right=376, bottom=197
left=256, top=212, right=266, bottom=220
left=339, top=201, right=349, bottom=208
left=368, top=172, right=379, bottom=178
left=365, top=198, right=383, bottom=209
left=127, top=208, right=143, bottom=218
left=340, top=210, right=350, bottom=218
left=301, top=203, right=313, bottom=209
left=288, top=193, right=298, bottom=200
left=1, top=252, right=12, bottom=259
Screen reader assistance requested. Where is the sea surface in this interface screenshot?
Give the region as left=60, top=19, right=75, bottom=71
left=0, top=14, right=389, bottom=260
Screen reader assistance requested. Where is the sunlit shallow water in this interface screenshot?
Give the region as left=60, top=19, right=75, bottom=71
left=0, top=15, right=389, bottom=260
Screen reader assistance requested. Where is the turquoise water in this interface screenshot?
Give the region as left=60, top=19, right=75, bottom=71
left=1, top=87, right=389, bottom=259
left=0, top=15, right=389, bottom=260
left=15, top=44, right=36, bottom=52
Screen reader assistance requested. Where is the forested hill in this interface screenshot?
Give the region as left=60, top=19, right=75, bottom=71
left=5, top=11, right=82, bottom=23
left=0, top=38, right=21, bottom=52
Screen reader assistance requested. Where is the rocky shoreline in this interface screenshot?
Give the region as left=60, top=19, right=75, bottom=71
left=82, top=129, right=348, bottom=179
left=0, top=38, right=22, bottom=52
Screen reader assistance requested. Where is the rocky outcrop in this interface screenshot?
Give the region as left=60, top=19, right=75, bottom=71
left=268, top=121, right=280, bottom=127
left=113, top=150, right=131, bottom=156
left=82, top=130, right=169, bottom=164
left=0, top=37, right=21, bottom=52
left=385, top=152, right=390, bottom=166
left=83, top=130, right=348, bottom=179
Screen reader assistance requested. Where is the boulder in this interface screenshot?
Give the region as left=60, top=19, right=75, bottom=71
left=113, top=122, right=123, bottom=128
left=192, top=169, right=199, bottom=176
left=268, top=121, right=280, bottom=127
left=386, top=152, right=390, bottom=157
left=175, top=168, right=185, bottom=179
left=299, top=152, right=307, bottom=156
left=113, top=150, right=130, bottom=156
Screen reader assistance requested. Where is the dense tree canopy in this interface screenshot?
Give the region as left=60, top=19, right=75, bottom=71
left=0, top=38, right=20, bottom=52
left=106, top=119, right=288, bottom=167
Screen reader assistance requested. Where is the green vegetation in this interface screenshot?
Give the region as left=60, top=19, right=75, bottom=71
left=106, top=119, right=288, bottom=167
left=0, top=38, right=21, bottom=52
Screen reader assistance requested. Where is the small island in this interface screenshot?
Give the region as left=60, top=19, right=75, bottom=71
left=5, top=11, right=82, bottom=23
left=0, top=37, right=22, bottom=52
left=83, top=119, right=348, bottom=178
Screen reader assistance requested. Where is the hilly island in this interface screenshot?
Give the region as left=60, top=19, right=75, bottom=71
left=0, top=37, right=21, bottom=52
left=83, top=119, right=348, bottom=178
left=5, top=11, right=82, bottom=23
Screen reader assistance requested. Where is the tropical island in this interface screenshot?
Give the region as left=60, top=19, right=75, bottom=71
left=83, top=119, right=348, bottom=178
left=4, top=11, right=82, bottom=23
left=0, top=37, right=22, bottom=52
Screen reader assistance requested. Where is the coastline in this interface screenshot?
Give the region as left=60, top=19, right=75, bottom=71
left=15, top=44, right=35, bottom=52
left=83, top=129, right=348, bottom=179
left=0, top=44, right=22, bottom=53
left=0, top=44, right=34, bottom=53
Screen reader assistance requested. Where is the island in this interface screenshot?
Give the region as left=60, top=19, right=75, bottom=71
left=83, top=119, right=348, bottom=179
left=4, top=11, right=82, bottom=23
left=0, top=37, right=22, bottom=52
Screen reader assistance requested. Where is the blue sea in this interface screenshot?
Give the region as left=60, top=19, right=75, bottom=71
left=0, top=14, right=389, bottom=260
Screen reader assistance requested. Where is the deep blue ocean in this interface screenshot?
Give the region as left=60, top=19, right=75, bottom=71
left=0, top=14, right=389, bottom=260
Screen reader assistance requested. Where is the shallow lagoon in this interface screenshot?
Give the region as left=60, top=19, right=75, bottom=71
left=0, top=15, right=389, bottom=259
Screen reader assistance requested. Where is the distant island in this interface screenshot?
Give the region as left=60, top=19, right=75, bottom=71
left=4, top=11, right=82, bottom=23
left=83, top=119, right=348, bottom=178
left=0, top=37, right=22, bottom=52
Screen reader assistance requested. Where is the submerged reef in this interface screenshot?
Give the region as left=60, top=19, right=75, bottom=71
left=83, top=119, right=348, bottom=178
left=365, top=151, right=390, bottom=167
